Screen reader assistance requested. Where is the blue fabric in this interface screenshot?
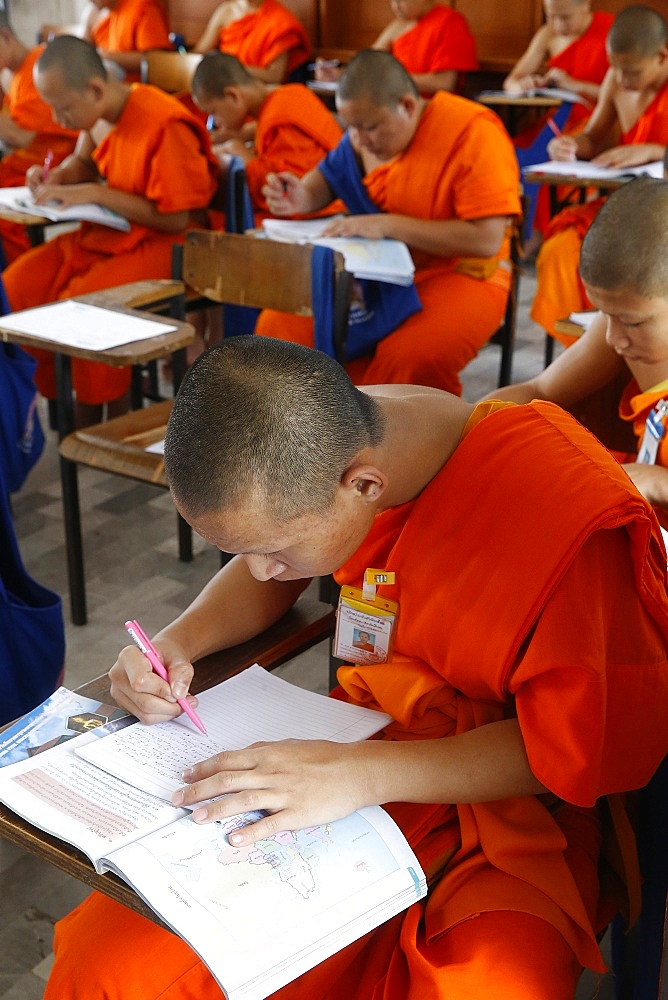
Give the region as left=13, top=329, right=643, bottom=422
left=317, top=135, right=422, bottom=359
left=517, top=101, right=572, bottom=235
left=0, top=275, right=44, bottom=494
left=0, top=457, right=65, bottom=726
left=224, top=156, right=260, bottom=336
left=311, top=245, right=336, bottom=357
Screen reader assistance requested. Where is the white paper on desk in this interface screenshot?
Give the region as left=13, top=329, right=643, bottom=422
left=0, top=300, right=177, bottom=350
left=77, top=664, right=392, bottom=801
left=523, top=159, right=664, bottom=180
left=0, top=185, right=131, bottom=231
left=262, top=218, right=415, bottom=286
left=568, top=310, right=598, bottom=327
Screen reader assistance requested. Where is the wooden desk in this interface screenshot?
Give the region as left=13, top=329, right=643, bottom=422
left=523, top=167, right=623, bottom=216
left=0, top=296, right=193, bottom=626
left=0, top=204, right=55, bottom=248
left=0, top=597, right=336, bottom=924
left=477, top=92, right=561, bottom=136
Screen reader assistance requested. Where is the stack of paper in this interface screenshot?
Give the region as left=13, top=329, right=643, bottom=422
left=262, top=217, right=416, bottom=286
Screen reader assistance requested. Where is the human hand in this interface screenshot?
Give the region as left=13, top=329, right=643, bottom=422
left=622, top=462, right=668, bottom=509
left=320, top=213, right=390, bottom=239
left=314, top=58, right=344, bottom=83
left=109, top=636, right=199, bottom=725
left=31, top=182, right=99, bottom=208
left=548, top=135, right=577, bottom=161
left=218, top=138, right=253, bottom=163
left=263, top=171, right=307, bottom=216
left=592, top=144, right=659, bottom=169
left=507, top=73, right=544, bottom=93
left=542, top=68, right=574, bottom=90
left=172, top=738, right=371, bottom=845
left=25, top=164, right=45, bottom=194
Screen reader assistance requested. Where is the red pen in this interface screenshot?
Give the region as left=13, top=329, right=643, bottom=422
left=546, top=117, right=562, bottom=138
left=41, top=148, right=54, bottom=182
left=124, top=619, right=207, bottom=735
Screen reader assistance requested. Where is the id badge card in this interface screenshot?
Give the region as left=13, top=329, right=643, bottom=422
left=333, top=569, right=398, bottom=665
left=638, top=399, right=668, bottom=466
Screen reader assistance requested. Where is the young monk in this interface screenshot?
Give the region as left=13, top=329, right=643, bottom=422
left=0, top=17, right=77, bottom=263
left=1, top=36, right=218, bottom=427
left=531, top=4, right=668, bottom=348
left=258, top=49, right=520, bottom=396
left=486, top=175, right=668, bottom=531
left=315, top=0, right=478, bottom=97
left=194, top=0, right=311, bottom=84
left=87, top=0, right=171, bottom=81
left=191, top=51, right=342, bottom=219
left=42, top=334, right=668, bottom=999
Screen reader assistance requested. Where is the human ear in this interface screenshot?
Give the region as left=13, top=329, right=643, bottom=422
left=341, top=463, right=388, bottom=502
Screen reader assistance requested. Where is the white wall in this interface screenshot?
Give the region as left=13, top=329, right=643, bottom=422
left=8, top=0, right=88, bottom=45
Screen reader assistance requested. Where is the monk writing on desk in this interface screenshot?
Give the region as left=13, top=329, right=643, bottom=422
left=43, top=335, right=668, bottom=999
left=2, top=35, right=218, bottom=428
left=531, top=4, right=668, bottom=349
left=258, top=50, right=520, bottom=396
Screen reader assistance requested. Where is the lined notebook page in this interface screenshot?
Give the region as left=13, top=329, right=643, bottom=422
left=77, top=665, right=391, bottom=800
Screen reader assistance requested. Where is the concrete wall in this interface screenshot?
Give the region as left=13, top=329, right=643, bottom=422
left=8, top=0, right=88, bottom=46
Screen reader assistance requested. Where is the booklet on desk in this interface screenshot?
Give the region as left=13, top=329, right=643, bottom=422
left=523, top=158, right=664, bottom=181
left=479, top=87, right=591, bottom=107
left=0, top=185, right=131, bottom=231
left=261, top=217, right=416, bottom=286
left=0, top=665, right=425, bottom=1000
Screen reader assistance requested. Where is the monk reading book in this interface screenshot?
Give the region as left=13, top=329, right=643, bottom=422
left=531, top=4, right=668, bottom=348
left=258, top=50, right=520, bottom=396
left=42, top=335, right=668, bottom=999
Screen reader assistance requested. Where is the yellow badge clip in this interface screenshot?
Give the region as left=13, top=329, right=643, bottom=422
left=334, top=568, right=398, bottom=665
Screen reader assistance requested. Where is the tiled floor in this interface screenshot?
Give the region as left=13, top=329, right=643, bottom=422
left=0, top=265, right=635, bottom=998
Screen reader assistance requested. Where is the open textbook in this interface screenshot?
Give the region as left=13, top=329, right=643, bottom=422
left=261, top=217, right=416, bottom=286
left=523, top=158, right=664, bottom=181
left=0, top=185, right=130, bottom=231
left=480, top=87, right=592, bottom=107
left=0, top=666, right=426, bottom=1000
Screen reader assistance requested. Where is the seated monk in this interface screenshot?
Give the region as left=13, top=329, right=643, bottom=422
left=488, top=175, right=668, bottom=530
left=531, top=5, right=668, bottom=349
left=88, top=0, right=171, bottom=82
left=191, top=51, right=342, bottom=220
left=316, top=0, right=478, bottom=97
left=258, top=50, right=520, bottom=397
left=0, top=16, right=77, bottom=263
left=194, top=0, right=311, bottom=85
left=503, top=0, right=613, bottom=234
left=42, top=334, right=668, bottom=1000
left=1, top=36, right=218, bottom=428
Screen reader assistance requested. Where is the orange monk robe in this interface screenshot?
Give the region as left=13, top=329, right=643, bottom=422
left=218, top=0, right=311, bottom=81
left=42, top=401, right=668, bottom=1000
left=92, top=0, right=170, bottom=82
left=2, top=85, right=218, bottom=405
left=531, top=77, right=668, bottom=346
left=391, top=3, right=478, bottom=94
left=521, top=11, right=614, bottom=233
left=244, top=84, right=342, bottom=219
left=257, top=92, right=521, bottom=396
left=0, top=46, right=77, bottom=262
left=613, top=378, right=668, bottom=531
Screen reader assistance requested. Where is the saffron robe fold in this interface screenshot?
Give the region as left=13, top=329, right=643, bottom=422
left=2, top=85, right=218, bottom=405
left=256, top=92, right=520, bottom=394
left=243, top=84, right=342, bottom=218
left=217, top=0, right=310, bottom=81
left=616, top=377, right=668, bottom=530
left=531, top=77, right=668, bottom=344
left=92, top=0, right=170, bottom=81
left=42, top=400, right=668, bottom=1000
left=390, top=4, right=478, bottom=91
left=0, top=46, right=78, bottom=262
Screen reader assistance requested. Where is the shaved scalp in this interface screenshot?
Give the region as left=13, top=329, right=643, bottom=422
left=164, top=337, right=385, bottom=521
left=337, top=49, right=419, bottom=106
left=580, top=178, right=668, bottom=297
left=37, top=35, right=107, bottom=89
left=192, top=51, right=254, bottom=96
left=607, top=5, right=667, bottom=56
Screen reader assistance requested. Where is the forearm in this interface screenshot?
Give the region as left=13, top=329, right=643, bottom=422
left=88, top=184, right=190, bottom=232
left=98, top=49, right=145, bottom=74
left=410, top=70, right=458, bottom=95
left=155, top=555, right=309, bottom=663
left=622, top=462, right=668, bottom=510
left=0, top=116, right=36, bottom=149
left=379, top=214, right=507, bottom=259
left=480, top=381, right=543, bottom=404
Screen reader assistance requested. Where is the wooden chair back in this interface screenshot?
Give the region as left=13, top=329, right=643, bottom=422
left=140, top=50, right=202, bottom=92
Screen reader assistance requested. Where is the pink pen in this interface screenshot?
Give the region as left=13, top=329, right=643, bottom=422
left=124, top=619, right=207, bottom=735
left=546, top=117, right=562, bottom=139
left=41, top=148, right=54, bottom=182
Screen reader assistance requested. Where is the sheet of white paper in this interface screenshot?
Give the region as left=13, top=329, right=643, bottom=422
left=0, top=300, right=177, bottom=351
left=523, top=159, right=664, bottom=180
left=568, top=310, right=598, bottom=327
left=77, top=665, right=392, bottom=800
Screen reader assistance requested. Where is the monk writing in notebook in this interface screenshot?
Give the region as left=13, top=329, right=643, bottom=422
left=42, top=334, right=668, bottom=1000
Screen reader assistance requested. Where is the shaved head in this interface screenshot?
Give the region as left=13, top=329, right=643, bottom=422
left=192, top=51, right=254, bottom=96
left=580, top=178, right=668, bottom=298
left=37, top=34, right=107, bottom=89
left=337, top=50, right=419, bottom=107
left=607, top=5, right=667, bottom=57
left=164, top=337, right=385, bottom=522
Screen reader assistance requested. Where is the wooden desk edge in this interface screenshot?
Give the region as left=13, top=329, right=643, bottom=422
left=0, top=597, right=336, bottom=922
